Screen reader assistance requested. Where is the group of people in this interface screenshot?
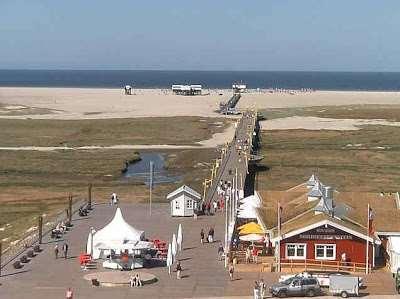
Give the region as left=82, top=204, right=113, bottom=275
left=200, top=227, right=215, bottom=244
left=54, top=242, right=69, bottom=259
left=245, top=246, right=259, bottom=264
left=129, top=273, right=143, bottom=287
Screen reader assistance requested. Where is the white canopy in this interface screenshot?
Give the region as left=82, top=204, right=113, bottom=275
left=239, top=233, right=265, bottom=242
left=237, top=192, right=261, bottom=219
left=239, top=193, right=261, bottom=207
left=387, top=236, right=400, bottom=273
left=88, top=208, right=146, bottom=259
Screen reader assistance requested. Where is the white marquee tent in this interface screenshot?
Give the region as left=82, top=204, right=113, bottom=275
left=87, top=208, right=152, bottom=259
left=238, top=192, right=262, bottom=219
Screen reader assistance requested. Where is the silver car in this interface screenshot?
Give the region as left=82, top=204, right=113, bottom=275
left=270, top=276, right=321, bottom=298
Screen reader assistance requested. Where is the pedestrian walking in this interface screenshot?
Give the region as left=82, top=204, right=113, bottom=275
left=176, top=261, right=182, bottom=279
left=212, top=201, right=217, bottom=214
left=245, top=247, right=251, bottom=263
left=228, top=263, right=234, bottom=281
left=218, top=243, right=224, bottom=261
left=259, top=278, right=266, bottom=298
left=200, top=229, right=204, bottom=244
left=54, top=244, right=59, bottom=259
left=66, top=287, right=73, bottom=299
left=63, top=242, right=69, bottom=259
left=209, top=227, right=215, bottom=243
left=253, top=281, right=260, bottom=299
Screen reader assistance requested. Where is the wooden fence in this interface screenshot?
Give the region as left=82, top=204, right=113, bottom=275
left=278, top=258, right=371, bottom=273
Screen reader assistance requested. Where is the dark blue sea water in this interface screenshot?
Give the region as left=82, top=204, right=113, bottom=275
left=0, top=70, right=400, bottom=91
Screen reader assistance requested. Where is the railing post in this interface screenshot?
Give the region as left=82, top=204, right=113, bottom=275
left=68, top=194, right=72, bottom=223
left=88, top=183, right=92, bottom=209
left=0, top=242, right=2, bottom=277
left=353, top=263, right=356, bottom=272
left=38, top=216, right=43, bottom=244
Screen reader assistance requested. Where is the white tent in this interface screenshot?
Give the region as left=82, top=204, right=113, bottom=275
left=238, top=192, right=262, bottom=219
left=387, top=236, right=400, bottom=273
left=88, top=208, right=148, bottom=259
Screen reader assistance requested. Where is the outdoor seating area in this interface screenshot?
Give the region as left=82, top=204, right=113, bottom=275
left=152, top=239, right=167, bottom=260
left=51, top=221, right=68, bottom=239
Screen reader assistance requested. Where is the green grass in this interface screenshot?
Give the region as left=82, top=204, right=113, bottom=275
left=259, top=104, right=400, bottom=121
left=256, top=126, right=400, bottom=192
left=0, top=116, right=226, bottom=248
left=0, top=117, right=228, bottom=147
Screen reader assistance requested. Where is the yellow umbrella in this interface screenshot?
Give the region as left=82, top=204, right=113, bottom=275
left=237, top=221, right=258, bottom=230
left=238, top=222, right=264, bottom=235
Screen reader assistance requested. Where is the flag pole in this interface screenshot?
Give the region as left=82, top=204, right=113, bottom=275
left=149, top=161, right=154, bottom=216
left=277, top=202, right=281, bottom=273
left=366, top=203, right=369, bottom=274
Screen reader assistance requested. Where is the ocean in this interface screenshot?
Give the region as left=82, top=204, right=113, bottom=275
left=0, top=70, right=400, bottom=91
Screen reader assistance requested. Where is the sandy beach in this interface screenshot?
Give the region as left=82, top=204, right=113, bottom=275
left=0, top=87, right=400, bottom=120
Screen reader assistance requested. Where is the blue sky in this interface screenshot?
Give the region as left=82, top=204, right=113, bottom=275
left=1, top=0, right=399, bottom=71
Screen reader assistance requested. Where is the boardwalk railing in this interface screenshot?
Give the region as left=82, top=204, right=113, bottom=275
left=278, top=258, right=370, bottom=273
left=0, top=197, right=87, bottom=270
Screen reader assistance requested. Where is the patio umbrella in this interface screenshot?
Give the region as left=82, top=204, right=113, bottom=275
left=172, top=233, right=177, bottom=257
left=239, top=233, right=265, bottom=242
left=166, top=243, right=173, bottom=274
left=238, top=222, right=264, bottom=235
left=177, top=224, right=183, bottom=252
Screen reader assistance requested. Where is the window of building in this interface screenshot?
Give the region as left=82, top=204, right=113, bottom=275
left=315, top=244, right=336, bottom=260
left=285, top=243, right=306, bottom=259
left=187, top=199, right=193, bottom=209
left=175, top=200, right=180, bottom=210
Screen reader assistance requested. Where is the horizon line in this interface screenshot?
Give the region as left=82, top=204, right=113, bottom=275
left=1, top=69, right=400, bottom=74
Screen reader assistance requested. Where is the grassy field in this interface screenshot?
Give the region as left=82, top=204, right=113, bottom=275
left=0, top=147, right=218, bottom=248
left=0, top=116, right=225, bottom=249
left=0, top=116, right=228, bottom=147
left=257, top=125, right=400, bottom=192
left=260, top=104, right=400, bottom=121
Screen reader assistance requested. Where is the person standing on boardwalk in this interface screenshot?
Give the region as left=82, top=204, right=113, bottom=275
left=63, top=242, right=69, bottom=259
left=176, top=261, right=182, bottom=279
left=200, top=229, right=205, bottom=244
left=218, top=242, right=224, bottom=260
left=209, top=227, right=215, bottom=243
left=66, top=287, right=73, bottom=299
left=228, top=263, right=234, bottom=281
left=54, top=244, right=59, bottom=259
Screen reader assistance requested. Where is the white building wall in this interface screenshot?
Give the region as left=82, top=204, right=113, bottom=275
left=171, top=196, right=185, bottom=217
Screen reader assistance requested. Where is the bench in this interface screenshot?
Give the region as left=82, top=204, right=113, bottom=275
left=27, top=250, right=35, bottom=258
left=13, top=261, right=22, bottom=269
left=20, top=255, right=28, bottom=263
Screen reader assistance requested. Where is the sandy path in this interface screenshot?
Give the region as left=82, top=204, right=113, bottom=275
left=0, top=123, right=235, bottom=151
left=261, top=116, right=400, bottom=131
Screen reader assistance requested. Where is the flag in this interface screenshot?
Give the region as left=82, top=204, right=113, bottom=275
left=368, top=206, right=374, bottom=235
left=277, top=202, right=283, bottom=234
left=149, top=161, right=154, bottom=190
